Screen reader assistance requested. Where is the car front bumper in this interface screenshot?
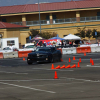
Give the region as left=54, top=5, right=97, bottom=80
left=27, top=56, right=49, bottom=63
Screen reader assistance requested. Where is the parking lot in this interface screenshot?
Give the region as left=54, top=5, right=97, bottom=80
left=0, top=53, right=100, bottom=100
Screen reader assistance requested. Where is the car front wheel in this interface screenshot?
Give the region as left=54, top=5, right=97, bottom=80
left=49, top=56, right=54, bottom=63
left=27, top=61, right=32, bottom=65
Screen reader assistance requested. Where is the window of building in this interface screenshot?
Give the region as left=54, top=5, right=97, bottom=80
left=46, top=15, right=49, bottom=20
left=97, top=12, right=100, bottom=20
left=53, top=15, right=57, bottom=20
left=2, top=18, right=7, bottom=22
left=7, top=40, right=15, bottom=46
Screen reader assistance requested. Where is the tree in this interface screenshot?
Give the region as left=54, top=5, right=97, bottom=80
left=28, top=29, right=57, bottom=39
left=85, top=29, right=92, bottom=42
left=92, top=29, right=100, bottom=38
left=74, top=27, right=86, bottom=38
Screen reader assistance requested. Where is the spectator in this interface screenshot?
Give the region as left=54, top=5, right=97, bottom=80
left=43, top=41, right=46, bottom=47
left=80, top=40, right=82, bottom=44
left=69, top=41, right=72, bottom=46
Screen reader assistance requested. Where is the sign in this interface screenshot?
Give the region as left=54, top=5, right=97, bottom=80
left=95, top=32, right=97, bottom=36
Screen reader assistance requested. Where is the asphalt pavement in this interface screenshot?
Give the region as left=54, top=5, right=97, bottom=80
left=0, top=52, right=100, bottom=100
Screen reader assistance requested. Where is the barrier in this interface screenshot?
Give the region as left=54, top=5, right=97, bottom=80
left=18, top=50, right=32, bottom=58
left=62, top=47, right=76, bottom=54
left=91, top=46, right=100, bottom=52
left=19, top=48, right=34, bottom=51
left=0, top=52, right=3, bottom=59
left=76, top=46, right=91, bottom=53
left=3, top=51, right=18, bottom=59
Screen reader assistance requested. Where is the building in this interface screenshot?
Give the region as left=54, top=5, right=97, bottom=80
left=0, top=0, right=100, bottom=46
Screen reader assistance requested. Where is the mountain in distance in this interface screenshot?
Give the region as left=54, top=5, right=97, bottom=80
left=0, top=0, right=78, bottom=7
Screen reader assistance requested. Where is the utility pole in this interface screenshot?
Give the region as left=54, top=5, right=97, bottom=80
left=38, top=0, right=41, bottom=33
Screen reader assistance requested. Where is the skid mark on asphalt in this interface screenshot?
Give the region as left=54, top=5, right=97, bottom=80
left=87, top=65, right=100, bottom=67
left=32, top=68, right=74, bottom=71
left=0, top=71, right=28, bottom=74
left=0, top=82, right=56, bottom=94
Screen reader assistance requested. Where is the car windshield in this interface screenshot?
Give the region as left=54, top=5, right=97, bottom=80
left=36, top=48, right=52, bottom=52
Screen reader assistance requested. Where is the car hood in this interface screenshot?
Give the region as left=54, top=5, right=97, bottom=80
left=29, top=51, right=51, bottom=55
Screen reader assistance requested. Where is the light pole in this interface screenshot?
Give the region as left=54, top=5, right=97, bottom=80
left=38, top=0, right=41, bottom=33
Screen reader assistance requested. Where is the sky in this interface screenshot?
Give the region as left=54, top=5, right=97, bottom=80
left=0, top=0, right=79, bottom=7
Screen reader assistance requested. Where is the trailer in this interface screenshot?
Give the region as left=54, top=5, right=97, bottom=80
left=0, top=37, right=19, bottom=49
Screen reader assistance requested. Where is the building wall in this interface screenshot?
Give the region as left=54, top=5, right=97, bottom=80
left=1, top=9, right=100, bottom=46
left=20, top=30, right=30, bottom=45
left=2, top=9, right=100, bottom=23
left=80, top=10, right=100, bottom=17
left=0, top=29, right=7, bottom=38
left=0, top=29, right=30, bottom=46
left=29, top=21, right=100, bottom=38
left=7, top=29, right=20, bottom=41
left=1, top=15, right=22, bottom=22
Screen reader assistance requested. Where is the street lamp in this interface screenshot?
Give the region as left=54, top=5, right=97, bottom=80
left=38, top=0, right=41, bottom=33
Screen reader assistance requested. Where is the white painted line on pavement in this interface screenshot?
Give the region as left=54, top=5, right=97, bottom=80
left=0, top=82, right=56, bottom=94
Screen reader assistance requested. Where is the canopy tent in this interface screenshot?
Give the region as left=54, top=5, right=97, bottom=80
left=30, top=35, right=45, bottom=42
left=63, top=34, right=81, bottom=40
left=49, top=35, right=65, bottom=40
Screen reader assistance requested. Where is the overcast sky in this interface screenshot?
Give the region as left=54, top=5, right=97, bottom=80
left=0, top=0, right=79, bottom=7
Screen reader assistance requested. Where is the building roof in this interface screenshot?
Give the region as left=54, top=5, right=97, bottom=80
left=0, top=0, right=100, bottom=15
left=0, top=22, right=28, bottom=29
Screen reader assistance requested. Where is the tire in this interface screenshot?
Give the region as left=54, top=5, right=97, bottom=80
left=58, top=54, right=62, bottom=62
left=27, top=62, right=32, bottom=65
left=58, top=57, right=61, bottom=62
left=49, top=57, right=54, bottom=63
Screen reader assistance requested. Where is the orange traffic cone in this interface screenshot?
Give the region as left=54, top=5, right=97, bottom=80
left=51, top=64, right=54, bottom=69
left=90, top=58, right=92, bottom=63
left=55, top=65, right=60, bottom=69
left=71, top=64, right=76, bottom=68
left=73, top=56, right=76, bottom=60
left=65, top=64, right=70, bottom=68
left=60, top=58, right=63, bottom=62
left=79, top=58, right=81, bottom=63
left=68, top=58, right=71, bottom=62
left=77, top=62, right=80, bottom=68
left=54, top=71, right=58, bottom=79
left=91, top=60, right=94, bottom=65
left=84, top=52, right=86, bottom=56
left=23, top=57, right=25, bottom=61
left=60, top=65, right=65, bottom=69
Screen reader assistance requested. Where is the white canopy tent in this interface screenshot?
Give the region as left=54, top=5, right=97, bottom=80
left=63, top=34, right=81, bottom=40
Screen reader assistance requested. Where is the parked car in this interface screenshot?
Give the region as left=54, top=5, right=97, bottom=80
left=3, top=46, right=18, bottom=51
left=24, top=45, right=35, bottom=48
left=27, top=47, right=62, bottom=64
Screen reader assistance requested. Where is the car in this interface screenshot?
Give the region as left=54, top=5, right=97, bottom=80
left=24, top=45, right=35, bottom=48
left=27, top=47, right=62, bottom=65
left=3, top=47, right=11, bottom=50
left=3, top=46, right=19, bottom=51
